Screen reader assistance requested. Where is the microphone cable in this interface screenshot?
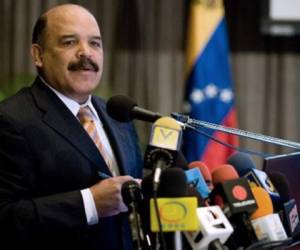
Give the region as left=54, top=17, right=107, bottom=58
left=153, top=187, right=167, bottom=250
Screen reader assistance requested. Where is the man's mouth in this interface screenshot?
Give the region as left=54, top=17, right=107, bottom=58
left=78, top=64, right=95, bottom=71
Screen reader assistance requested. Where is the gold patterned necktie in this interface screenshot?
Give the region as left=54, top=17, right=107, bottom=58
left=77, top=106, right=114, bottom=174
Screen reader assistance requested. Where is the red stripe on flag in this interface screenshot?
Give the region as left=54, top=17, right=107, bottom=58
left=202, top=108, right=239, bottom=172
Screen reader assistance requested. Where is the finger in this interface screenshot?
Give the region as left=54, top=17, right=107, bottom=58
left=134, top=178, right=142, bottom=185
left=114, top=175, right=134, bottom=184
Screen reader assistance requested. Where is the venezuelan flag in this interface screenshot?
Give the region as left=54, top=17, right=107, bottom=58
left=182, top=0, right=239, bottom=171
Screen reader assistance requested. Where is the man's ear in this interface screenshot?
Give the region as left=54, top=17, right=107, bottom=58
left=31, top=44, right=44, bottom=67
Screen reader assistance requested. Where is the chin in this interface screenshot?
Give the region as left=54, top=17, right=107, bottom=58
left=72, top=78, right=100, bottom=89
left=77, top=85, right=98, bottom=95
left=66, top=82, right=94, bottom=95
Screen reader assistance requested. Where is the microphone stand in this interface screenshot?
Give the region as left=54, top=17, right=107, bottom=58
left=172, top=113, right=300, bottom=150
left=174, top=231, right=183, bottom=250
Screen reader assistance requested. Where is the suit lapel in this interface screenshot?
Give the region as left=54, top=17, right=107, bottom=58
left=30, top=78, right=111, bottom=176
left=92, top=97, right=132, bottom=176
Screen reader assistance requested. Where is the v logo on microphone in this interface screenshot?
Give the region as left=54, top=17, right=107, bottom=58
left=160, top=128, right=173, bottom=140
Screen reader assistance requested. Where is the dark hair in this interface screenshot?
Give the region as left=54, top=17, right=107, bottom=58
left=32, top=15, right=47, bottom=45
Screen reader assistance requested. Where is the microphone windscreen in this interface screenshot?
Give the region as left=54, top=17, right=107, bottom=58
left=107, top=95, right=137, bottom=122
left=141, top=168, right=188, bottom=198
left=175, top=152, right=189, bottom=170
left=250, top=186, right=273, bottom=219
left=268, top=172, right=291, bottom=202
left=211, top=164, right=239, bottom=185
left=158, top=168, right=188, bottom=197
left=153, top=116, right=181, bottom=129
left=188, top=161, right=213, bottom=190
left=188, top=161, right=212, bottom=182
left=141, top=174, right=154, bottom=200
left=227, top=152, right=256, bottom=176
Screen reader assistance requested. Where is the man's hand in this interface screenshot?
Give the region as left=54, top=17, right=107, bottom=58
left=90, top=175, right=134, bottom=217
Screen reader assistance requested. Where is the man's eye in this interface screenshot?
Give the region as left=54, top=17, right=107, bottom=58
left=90, top=41, right=102, bottom=48
left=63, top=40, right=76, bottom=46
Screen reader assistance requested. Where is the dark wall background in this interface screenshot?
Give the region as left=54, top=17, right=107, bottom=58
left=225, top=0, right=300, bottom=52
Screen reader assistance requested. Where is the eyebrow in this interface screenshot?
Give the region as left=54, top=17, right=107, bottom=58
left=59, top=35, right=102, bottom=40
left=91, top=36, right=102, bottom=41
left=60, top=35, right=77, bottom=40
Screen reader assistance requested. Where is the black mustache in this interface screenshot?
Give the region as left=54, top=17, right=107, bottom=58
left=68, top=57, right=99, bottom=72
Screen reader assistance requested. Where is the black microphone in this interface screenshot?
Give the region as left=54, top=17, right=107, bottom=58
left=156, top=168, right=188, bottom=197
left=141, top=168, right=189, bottom=218
left=121, top=180, right=150, bottom=250
left=141, top=168, right=189, bottom=250
left=268, top=172, right=300, bottom=238
left=227, top=152, right=256, bottom=176
left=209, top=165, right=258, bottom=248
left=106, top=95, right=163, bottom=123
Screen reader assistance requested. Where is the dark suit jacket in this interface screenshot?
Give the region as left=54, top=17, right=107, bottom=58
left=0, top=77, right=143, bottom=250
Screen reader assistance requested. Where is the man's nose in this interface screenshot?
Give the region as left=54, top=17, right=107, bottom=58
left=76, top=42, right=92, bottom=58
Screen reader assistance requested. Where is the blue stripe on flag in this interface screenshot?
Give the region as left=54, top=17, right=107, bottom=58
left=183, top=18, right=235, bottom=162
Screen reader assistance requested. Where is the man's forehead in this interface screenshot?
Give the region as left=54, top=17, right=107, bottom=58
left=45, top=8, right=100, bottom=35
left=45, top=5, right=99, bottom=29
left=45, top=4, right=92, bottom=19
left=47, top=21, right=100, bottom=35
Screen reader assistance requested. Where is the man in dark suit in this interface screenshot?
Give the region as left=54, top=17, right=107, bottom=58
left=0, top=4, right=142, bottom=250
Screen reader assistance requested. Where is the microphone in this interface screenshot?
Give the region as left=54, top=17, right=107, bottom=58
left=244, top=168, right=280, bottom=201
left=268, top=172, right=300, bottom=237
left=184, top=206, right=233, bottom=250
left=143, top=116, right=183, bottom=192
left=142, top=168, right=197, bottom=249
left=107, top=95, right=300, bottom=151
left=188, top=161, right=213, bottom=190
left=209, top=165, right=258, bottom=248
left=211, top=164, right=239, bottom=186
left=210, top=177, right=257, bottom=217
left=250, top=186, right=288, bottom=241
left=227, top=152, right=256, bottom=176
left=268, top=172, right=290, bottom=204
left=156, top=168, right=188, bottom=198
left=250, top=186, right=274, bottom=219
left=185, top=168, right=210, bottom=200
left=141, top=168, right=190, bottom=234
left=106, top=95, right=163, bottom=123
left=228, top=152, right=281, bottom=202
left=121, top=180, right=150, bottom=250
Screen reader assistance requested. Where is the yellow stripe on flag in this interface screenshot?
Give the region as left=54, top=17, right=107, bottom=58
left=185, top=0, right=224, bottom=77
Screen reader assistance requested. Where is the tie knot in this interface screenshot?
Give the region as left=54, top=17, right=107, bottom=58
left=77, top=106, right=93, bottom=124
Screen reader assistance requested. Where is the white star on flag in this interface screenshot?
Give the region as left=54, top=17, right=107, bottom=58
left=220, top=89, right=233, bottom=103
left=204, top=83, right=218, bottom=98
left=190, top=89, right=205, bottom=103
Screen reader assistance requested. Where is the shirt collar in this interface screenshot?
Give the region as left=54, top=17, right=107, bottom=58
left=39, top=76, right=98, bottom=119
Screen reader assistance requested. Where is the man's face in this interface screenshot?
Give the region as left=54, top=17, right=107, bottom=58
left=33, top=6, right=103, bottom=103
